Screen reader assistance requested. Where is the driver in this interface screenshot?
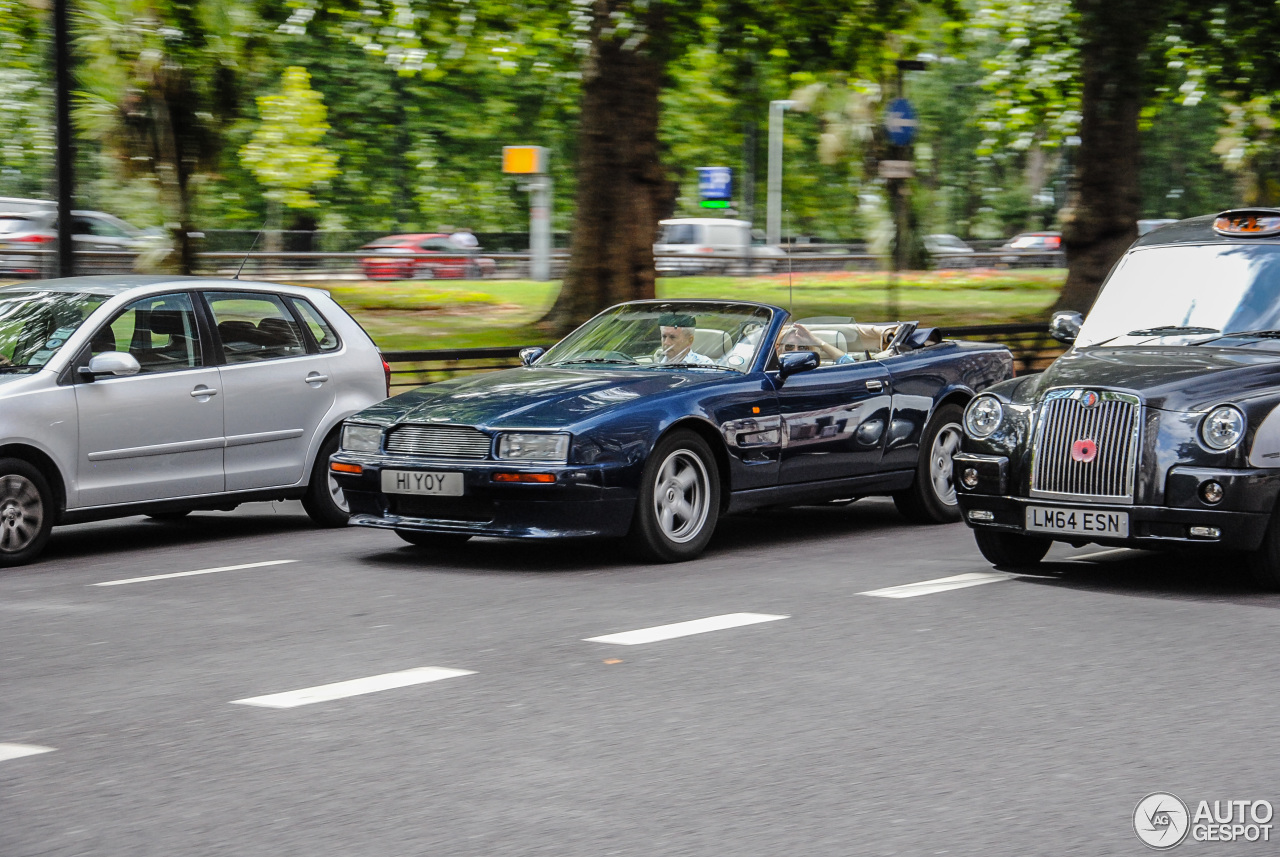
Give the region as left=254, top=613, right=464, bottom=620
left=656, top=313, right=715, bottom=365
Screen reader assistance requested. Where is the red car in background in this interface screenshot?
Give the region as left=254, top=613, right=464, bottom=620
left=358, top=233, right=495, bottom=280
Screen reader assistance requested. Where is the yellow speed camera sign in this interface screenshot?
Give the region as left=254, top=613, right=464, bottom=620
left=502, top=146, right=548, bottom=174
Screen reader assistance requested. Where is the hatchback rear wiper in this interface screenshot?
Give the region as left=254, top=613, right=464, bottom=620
left=1125, top=325, right=1220, bottom=336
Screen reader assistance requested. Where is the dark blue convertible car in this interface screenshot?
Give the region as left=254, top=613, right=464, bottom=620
left=329, top=300, right=1013, bottom=561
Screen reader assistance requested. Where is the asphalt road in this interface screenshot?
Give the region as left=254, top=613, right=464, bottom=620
left=3, top=499, right=1278, bottom=856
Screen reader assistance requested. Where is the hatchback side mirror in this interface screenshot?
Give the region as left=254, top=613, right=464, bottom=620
left=1049, top=311, right=1083, bottom=343
left=777, top=349, right=820, bottom=381
left=81, top=351, right=141, bottom=380
left=519, top=347, right=545, bottom=367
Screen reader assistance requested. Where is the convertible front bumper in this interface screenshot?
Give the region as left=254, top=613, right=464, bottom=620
left=330, top=454, right=639, bottom=539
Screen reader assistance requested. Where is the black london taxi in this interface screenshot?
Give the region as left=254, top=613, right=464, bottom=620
left=954, top=209, right=1280, bottom=588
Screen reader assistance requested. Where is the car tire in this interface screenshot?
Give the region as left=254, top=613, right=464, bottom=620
left=893, top=403, right=965, bottom=524
left=973, top=529, right=1051, bottom=568
left=395, top=530, right=472, bottom=548
left=301, top=430, right=350, bottom=528
left=0, top=458, right=54, bottom=567
left=627, top=430, right=720, bottom=562
left=147, top=510, right=192, bottom=521
left=1247, top=506, right=1280, bottom=590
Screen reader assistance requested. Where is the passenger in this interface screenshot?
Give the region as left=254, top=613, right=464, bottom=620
left=777, top=323, right=856, bottom=364
left=656, top=313, right=715, bottom=365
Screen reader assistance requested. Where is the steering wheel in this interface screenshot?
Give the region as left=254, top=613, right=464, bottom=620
left=884, top=321, right=919, bottom=355
left=576, top=349, right=638, bottom=363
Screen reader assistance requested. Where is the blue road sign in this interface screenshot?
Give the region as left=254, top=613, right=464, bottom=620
left=697, top=166, right=732, bottom=202
left=885, top=98, right=918, bottom=147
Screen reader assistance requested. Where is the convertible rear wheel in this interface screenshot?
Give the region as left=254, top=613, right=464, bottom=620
left=893, top=403, right=964, bottom=524
left=0, top=458, right=53, bottom=567
left=628, top=430, right=720, bottom=562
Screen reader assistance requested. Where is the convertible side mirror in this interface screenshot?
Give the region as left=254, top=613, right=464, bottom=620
left=519, top=347, right=546, bottom=367
left=80, top=351, right=141, bottom=380
left=1049, top=310, right=1083, bottom=343
left=777, top=350, right=819, bottom=380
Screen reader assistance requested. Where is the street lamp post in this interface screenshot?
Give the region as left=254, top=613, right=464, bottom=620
left=765, top=99, right=796, bottom=248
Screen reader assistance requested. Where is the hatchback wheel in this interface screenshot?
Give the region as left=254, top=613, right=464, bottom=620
left=627, top=430, right=720, bottom=562
left=0, top=458, right=54, bottom=567
left=302, top=431, right=351, bottom=528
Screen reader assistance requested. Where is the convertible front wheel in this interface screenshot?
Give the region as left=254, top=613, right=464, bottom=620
left=628, top=430, right=720, bottom=562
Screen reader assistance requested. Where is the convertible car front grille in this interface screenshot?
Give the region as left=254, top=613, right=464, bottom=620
left=385, top=424, right=492, bottom=459
left=1030, top=390, right=1141, bottom=503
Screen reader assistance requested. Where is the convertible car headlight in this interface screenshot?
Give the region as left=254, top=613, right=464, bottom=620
left=964, top=395, right=1004, bottom=439
left=496, top=432, right=570, bottom=463
left=1200, top=405, right=1245, bottom=450
left=341, top=423, right=383, bottom=453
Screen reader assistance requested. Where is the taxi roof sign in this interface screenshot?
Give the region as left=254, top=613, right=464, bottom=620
left=502, top=146, right=548, bottom=175
left=1213, top=209, right=1280, bottom=237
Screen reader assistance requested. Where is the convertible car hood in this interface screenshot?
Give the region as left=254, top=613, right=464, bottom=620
left=1029, top=346, right=1280, bottom=411
left=358, top=366, right=722, bottom=429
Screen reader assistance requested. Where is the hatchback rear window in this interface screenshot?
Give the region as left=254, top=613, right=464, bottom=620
left=0, top=217, right=38, bottom=234
left=660, top=224, right=700, bottom=245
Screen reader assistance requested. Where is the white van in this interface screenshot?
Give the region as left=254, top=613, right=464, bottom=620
left=654, top=218, right=785, bottom=274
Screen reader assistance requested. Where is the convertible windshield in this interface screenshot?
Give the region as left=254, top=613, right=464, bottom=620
left=0, top=290, right=107, bottom=372
left=1077, top=244, right=1280, bottom=347
left=541, top=302, right=773, bottom=372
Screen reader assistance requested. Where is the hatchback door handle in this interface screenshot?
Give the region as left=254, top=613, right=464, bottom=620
left=306, top=373, right=330, bottom=384
left=191, top=386, right=218, bottom=398
left=866, top=380, right=884, bottom=392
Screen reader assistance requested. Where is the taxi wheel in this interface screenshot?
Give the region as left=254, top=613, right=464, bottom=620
left=893, top=404, right=965, bottom=524
left=1246, top=506, right=1280, bottom=590
left=302, top=431, right=350, bottom=528
left=0, top=458, right=53, bottom=567
left=973, top=529, right=1051, bottom=569
left=628, top=430, right=720, bottom=563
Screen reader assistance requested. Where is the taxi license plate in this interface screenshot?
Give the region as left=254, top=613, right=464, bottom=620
left=381, top=470, right=464, bottom=496
left=1026, top=505, right=1128, bottom=537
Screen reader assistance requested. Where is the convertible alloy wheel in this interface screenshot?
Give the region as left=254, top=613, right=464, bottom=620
left=653, top=450, right=711, bottom=544
left=629, top=430, right=721, bottom=562
left=893, top=403, right=965, bottom=524
left=0, top=459, right=54, bottom=567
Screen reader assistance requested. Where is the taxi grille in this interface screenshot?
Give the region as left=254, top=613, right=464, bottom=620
left=1030, top=391, right=1140, bottom=503
left=385, top=424, right=492, bottom=459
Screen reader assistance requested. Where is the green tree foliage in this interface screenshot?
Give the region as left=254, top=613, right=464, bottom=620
left=240, top=66, right=339, bottom=212
left=0, top=0, right=54, bottom=198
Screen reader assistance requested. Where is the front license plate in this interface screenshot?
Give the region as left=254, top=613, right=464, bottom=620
left=381, top=470, right=464, bottom=496
left=1025, top=505, right=1129, bottom=537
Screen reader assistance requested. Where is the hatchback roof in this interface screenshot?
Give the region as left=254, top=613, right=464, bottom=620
left=0, top=275, right=329, bottom=298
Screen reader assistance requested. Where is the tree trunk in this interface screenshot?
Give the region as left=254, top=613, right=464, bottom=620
left=540, top=0, right=673, bottom=337
left=1054, top=0, right=1153, bottom=313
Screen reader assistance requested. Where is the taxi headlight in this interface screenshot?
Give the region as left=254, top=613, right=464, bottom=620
left=1200, top=405, right=1245, bottom=450
left=496, top=432, right=570, bottom=463
left=964, top=396, right=1004, bottom=439
left=341, top=423, right=383, bottom=453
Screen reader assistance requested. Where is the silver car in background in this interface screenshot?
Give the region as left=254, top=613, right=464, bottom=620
left=0, top=276, right=388, bottom=566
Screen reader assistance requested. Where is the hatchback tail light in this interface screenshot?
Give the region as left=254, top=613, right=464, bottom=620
left=12, top=234, right=53, bottom=243
left=698, top=246, right=714, bottom=253
left=381, top=354, right=391, bottom=397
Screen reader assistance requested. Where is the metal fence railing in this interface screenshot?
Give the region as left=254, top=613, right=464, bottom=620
left=0, top=248, right=1066, bottom=281
left=382, top=323, right=1063, bottom=392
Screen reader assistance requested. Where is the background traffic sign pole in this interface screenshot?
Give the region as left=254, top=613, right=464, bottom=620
left=502, top=146, right=551, bottom=281
left=885, top=59, right=926, bottom=319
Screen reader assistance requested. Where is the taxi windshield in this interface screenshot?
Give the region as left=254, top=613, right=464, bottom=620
left=1077, top=244, right=1280, bottom=347
left=0, top=290, right=107, bottom=372
left=541, top=303, right=773, bottom=372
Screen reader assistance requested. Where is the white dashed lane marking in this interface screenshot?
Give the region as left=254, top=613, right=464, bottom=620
left=584, top=613, right=789, bottom=645
left=230, top=667, right=476, bottom=709
left=859, top=572, right=1014, bottom=598
left=92, top=560, right=296, bottom=587
left=0, top=743, right=55, bottom=762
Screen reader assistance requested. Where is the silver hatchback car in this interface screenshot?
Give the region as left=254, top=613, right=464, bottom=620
left=0, top=276, right=388, bottom=566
